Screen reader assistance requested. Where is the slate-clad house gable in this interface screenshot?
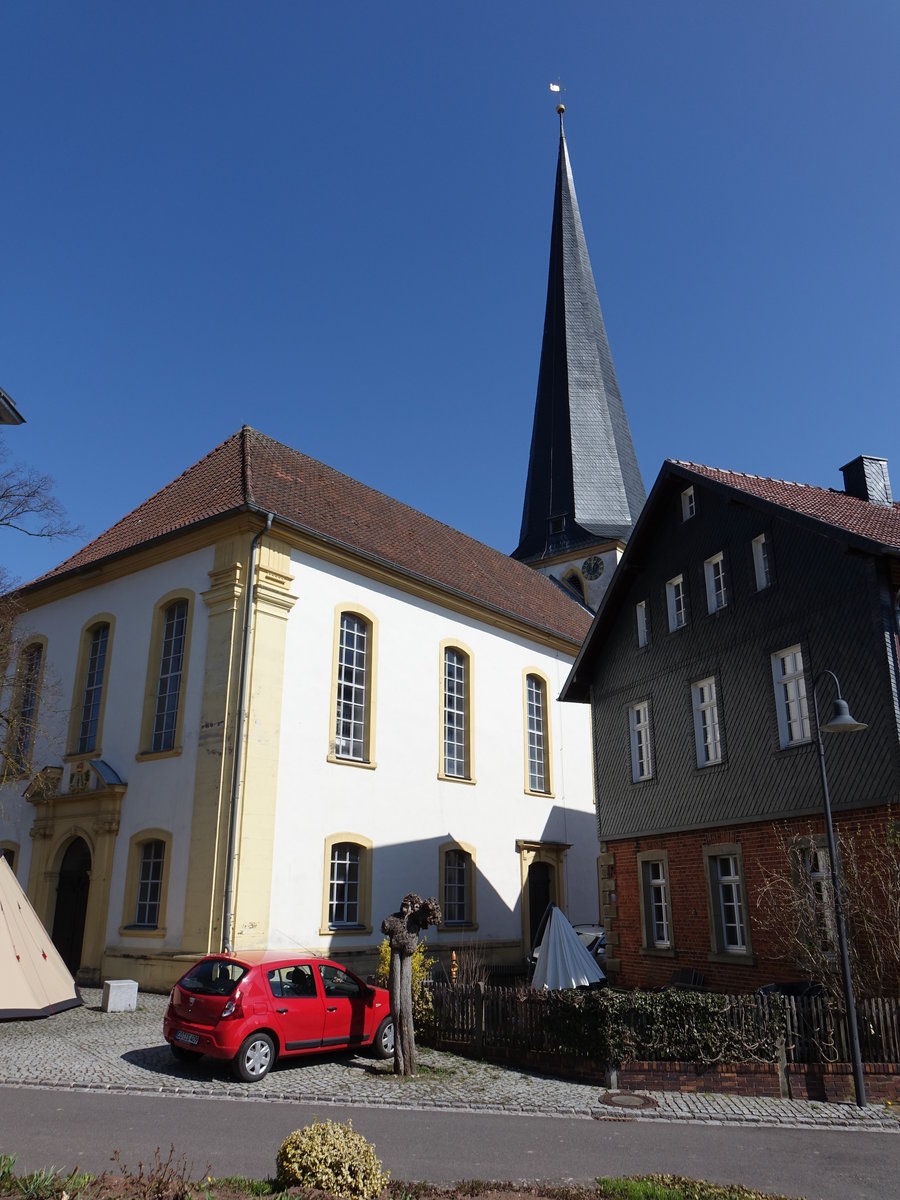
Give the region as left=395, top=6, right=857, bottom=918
left=562, top=456, right=900, bottom=991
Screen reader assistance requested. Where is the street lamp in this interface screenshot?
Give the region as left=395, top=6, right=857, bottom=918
left=812, top=670, right=868, bottom=1107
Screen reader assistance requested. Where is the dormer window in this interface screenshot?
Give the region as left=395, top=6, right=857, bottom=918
left=681, top=487, right=695, bottom=521
left=548, top=515, right=566, bottom=536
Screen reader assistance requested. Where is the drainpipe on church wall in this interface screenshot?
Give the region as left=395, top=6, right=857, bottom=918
left=222, top=511, right=274, bottom=952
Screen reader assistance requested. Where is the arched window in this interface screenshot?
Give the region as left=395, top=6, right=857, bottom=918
left=7, top=640, right=44, bottom=775
left=121, top=830, right=172, bottom=936
left=134, top=839, right=166, bottom=927
left=524, top=672, right=552, bottom=794
left=139, top=593, right=194, bottom=758
left=330, top=609, right=376, bottom=765
left=322, top=834, right=373, bottom=933
left=440, top=642, right=474, bottom=781
left=440, top=842, right=476, bottom=928
left=561, top=569, right=586, bottom=604
left=153, top=600, right=188, bottom=752
left=70, top=620, right=111, bottom=755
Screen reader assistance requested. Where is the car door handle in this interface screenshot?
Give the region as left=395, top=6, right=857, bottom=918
left=276, top=1007, right=288, bottom=1014
left=326, top=1006, right=337, bottom=1012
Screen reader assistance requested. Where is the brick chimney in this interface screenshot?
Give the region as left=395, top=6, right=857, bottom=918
left=841, top=456, right=893, bottom=507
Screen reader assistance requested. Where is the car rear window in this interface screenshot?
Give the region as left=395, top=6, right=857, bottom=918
left=178, top=959, right=248, bottom=996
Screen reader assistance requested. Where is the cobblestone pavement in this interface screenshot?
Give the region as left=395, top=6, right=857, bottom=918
left=2, top=990, right=897, bottom=1132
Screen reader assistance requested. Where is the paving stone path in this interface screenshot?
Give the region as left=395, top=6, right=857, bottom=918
left=2, top=989, right=897, bottom=1132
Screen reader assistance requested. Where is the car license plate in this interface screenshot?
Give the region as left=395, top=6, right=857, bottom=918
left=175, top=1030, right=199, bottom=1045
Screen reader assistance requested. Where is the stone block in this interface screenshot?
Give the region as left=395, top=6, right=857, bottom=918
left=101, top=979, right=138, bottom=1012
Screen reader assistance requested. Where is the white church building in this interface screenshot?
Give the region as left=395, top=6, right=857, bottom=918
left=0, top=115, right=644, bottom=990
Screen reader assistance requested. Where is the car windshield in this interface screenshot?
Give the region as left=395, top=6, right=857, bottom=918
left=179, top=959, right=247, bottom=996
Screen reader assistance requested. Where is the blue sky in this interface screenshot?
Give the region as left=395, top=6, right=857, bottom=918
left=3, top=3, right=899, bottom=584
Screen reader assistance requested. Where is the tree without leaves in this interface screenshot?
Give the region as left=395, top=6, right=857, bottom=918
left=381, top=893, right=441, bottom=1076
left=1, top=437, right=79, bottom=791
left=0, top=441, right=79, bottom=542
left=755, top=818, right=900, bottom=1001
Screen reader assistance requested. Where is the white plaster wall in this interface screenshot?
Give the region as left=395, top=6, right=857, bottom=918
left=0, top=547, right=214, bottom=947
left=269, top=550, right=597, bottom=959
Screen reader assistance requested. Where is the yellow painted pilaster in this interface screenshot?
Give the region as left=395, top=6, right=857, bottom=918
left=230, top=539, right=296, bottom=949
left=182, top=536, right=251, bottom=955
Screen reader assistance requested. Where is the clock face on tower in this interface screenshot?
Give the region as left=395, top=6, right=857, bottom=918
left=582, top=554, right=604, bottom=581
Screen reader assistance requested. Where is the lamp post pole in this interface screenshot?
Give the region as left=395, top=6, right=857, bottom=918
left=812, top=670, right=867, bottom=1108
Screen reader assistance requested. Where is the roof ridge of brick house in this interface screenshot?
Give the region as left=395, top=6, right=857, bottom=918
left=668, top=459, right=823, bottom=492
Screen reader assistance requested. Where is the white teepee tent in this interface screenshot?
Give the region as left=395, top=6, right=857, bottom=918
left=0, top=855, right=82, bottom=1019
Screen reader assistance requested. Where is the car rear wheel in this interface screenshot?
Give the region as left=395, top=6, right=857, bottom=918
left=170, top=1043, right=202, bottom=1064
left=232, top=1031, right=275, bottom=1082
left=372, top=1016, right=394, bottom=1060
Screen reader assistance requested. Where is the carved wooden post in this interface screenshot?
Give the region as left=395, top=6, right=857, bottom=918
left=381, top=892, right=441, bottom=1076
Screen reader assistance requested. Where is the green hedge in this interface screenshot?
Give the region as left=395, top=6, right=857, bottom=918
left=542, top=988, right=785, bottom=1066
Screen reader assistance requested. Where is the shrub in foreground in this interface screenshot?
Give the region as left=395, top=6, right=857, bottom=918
left=275, top=1119, right=388, bottom=1199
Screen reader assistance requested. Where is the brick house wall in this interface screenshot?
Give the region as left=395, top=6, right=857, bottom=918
left=605, top=805, right=898, bottom=993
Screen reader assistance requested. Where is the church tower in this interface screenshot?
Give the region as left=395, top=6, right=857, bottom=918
left=512, top=108, right=645, bottom=610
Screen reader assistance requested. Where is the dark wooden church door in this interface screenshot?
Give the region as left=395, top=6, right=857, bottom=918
left=52, top=837, right=91, bottom=975
left=527, top=860, right=554, bottom=950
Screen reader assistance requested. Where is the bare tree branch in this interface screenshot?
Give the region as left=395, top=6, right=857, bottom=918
left=0, top=441, right=80, bottom=540
left=756, top=819, right=900, bottom=1000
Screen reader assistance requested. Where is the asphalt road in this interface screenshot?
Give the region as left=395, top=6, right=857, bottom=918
left=0, top=1087, right=896, bottom=1200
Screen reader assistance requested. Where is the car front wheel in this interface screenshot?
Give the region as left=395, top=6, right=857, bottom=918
left=372, top=1016, right=394, bottom=1060
left=232, top=1031, right=275, bottom=1082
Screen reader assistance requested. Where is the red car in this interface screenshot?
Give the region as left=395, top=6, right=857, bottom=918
left=163, top=951, right=394, bottom=1082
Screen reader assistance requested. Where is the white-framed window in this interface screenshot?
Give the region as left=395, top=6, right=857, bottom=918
left=681, top=487, right=695, bottom=521
left=648, top=860, right=670, bottom=947
left=716, top=854, right=747, bottom=952
left=328, top=842, right=361, bottom=927
left=703, top=843, right=752, bottom=959
left=526, top=673, right=550, bottom=793
left=771, top=645, right=810, bottom=748
left=704, top=552, right=727, bottom=613
left=636, top=601, right=649, bottom=648
left=77, top=623, right=110, bottom=755
left=629, top=701, right=653, bottom=782
left=152, top=600, right=188, bottom=753
left=691, top=677, right=722, bottom=766
left=335, top=613, right=369, bottom=761
left=666, top=575, right=687, bottom=631
left=134, top=839, right=165, bottom=928
left=443, top=647, right=469, bottom=778
left=804, top=844, right=835, bottom=948
left=752, top=534, right=772, bottom=591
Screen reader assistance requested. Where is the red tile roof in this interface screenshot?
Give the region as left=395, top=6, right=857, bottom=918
left=27, top=428, right=592, bottom=646
left=672, top=460, right=900, bottom=552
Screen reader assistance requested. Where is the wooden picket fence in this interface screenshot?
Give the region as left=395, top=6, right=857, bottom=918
left=427, top=983, right=900, bottom=1066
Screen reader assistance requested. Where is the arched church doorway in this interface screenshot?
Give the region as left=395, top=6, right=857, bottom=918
left=527, top=860, right=554, bottom=951
left=52, top=837, right=91, bottom=975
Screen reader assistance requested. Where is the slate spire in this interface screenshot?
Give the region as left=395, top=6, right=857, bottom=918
left=513, top=112, right=645, bottom=564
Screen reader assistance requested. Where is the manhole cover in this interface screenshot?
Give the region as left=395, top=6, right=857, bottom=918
left=597, top=1091, right=658, bottom=1110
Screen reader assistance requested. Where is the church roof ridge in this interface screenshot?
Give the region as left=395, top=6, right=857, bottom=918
left=22, top=426, right=592, bottom=646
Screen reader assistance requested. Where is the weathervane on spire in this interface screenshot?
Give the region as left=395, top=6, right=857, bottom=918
left=549, top=80, right=566, bottom=133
